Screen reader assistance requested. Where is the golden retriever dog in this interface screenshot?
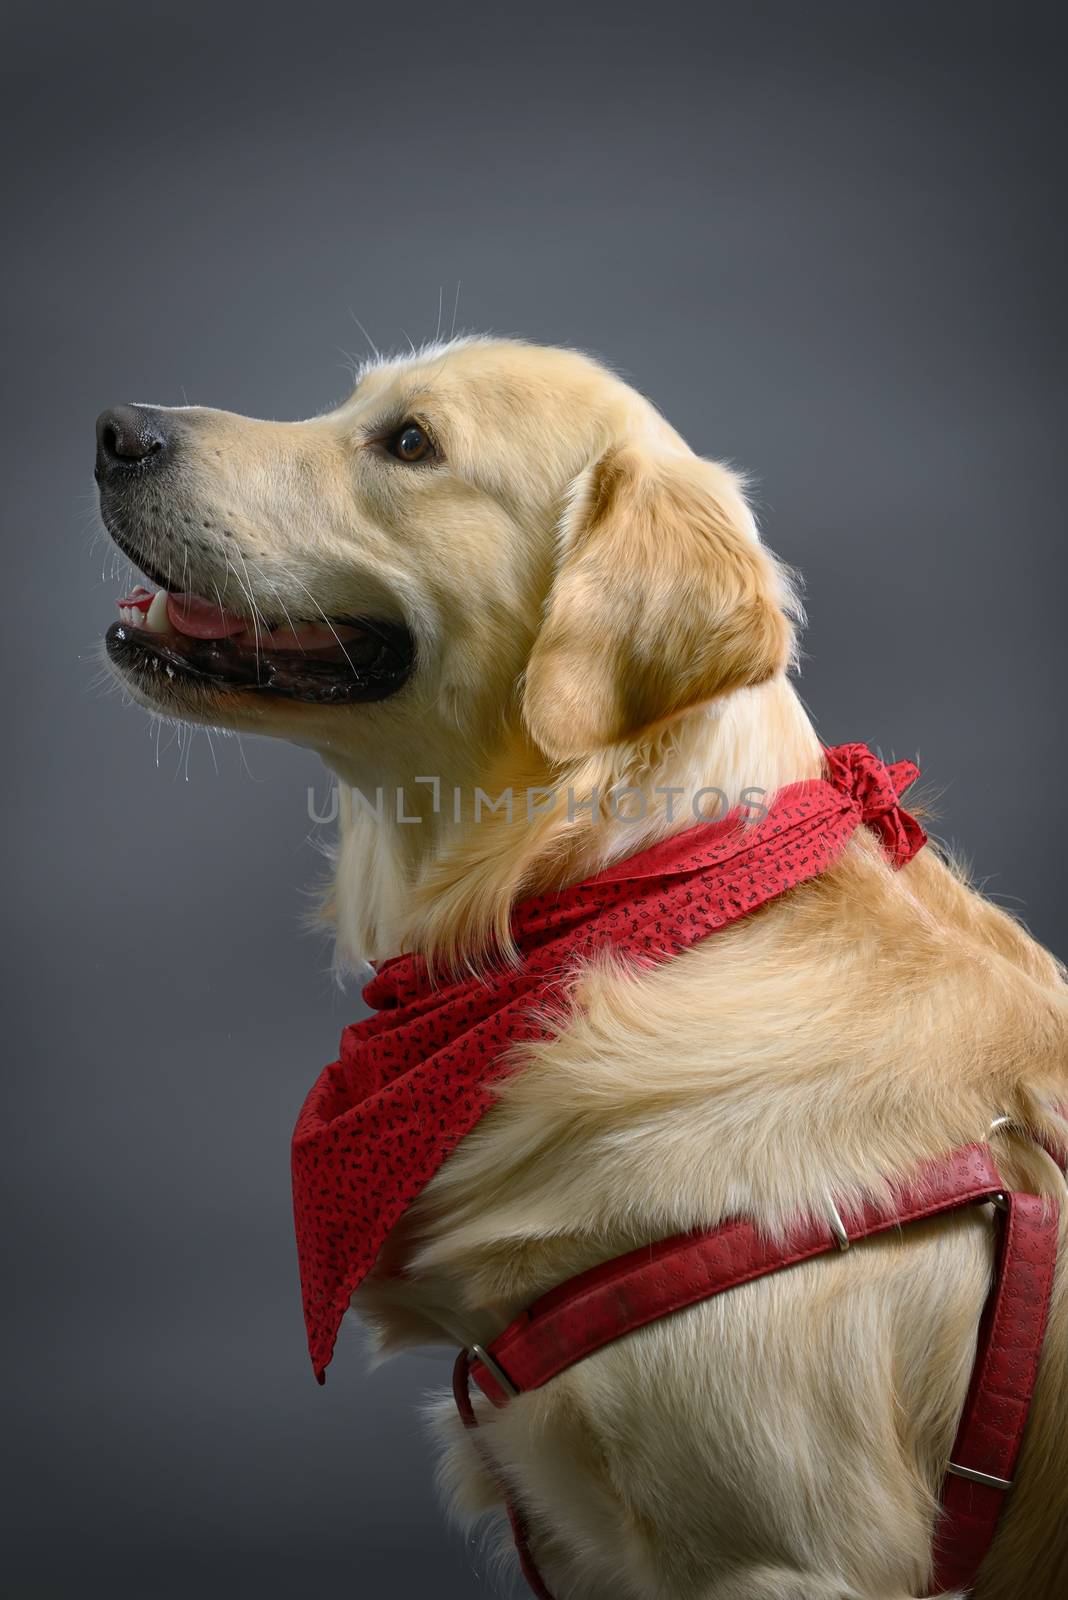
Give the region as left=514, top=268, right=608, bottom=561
left=96, top=338, right=1068, bottom=1598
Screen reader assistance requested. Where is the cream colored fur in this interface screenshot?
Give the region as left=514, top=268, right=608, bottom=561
left=107, top=337, right=1068, bottom=1599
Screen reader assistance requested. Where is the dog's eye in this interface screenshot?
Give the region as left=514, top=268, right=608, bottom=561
left=387, top=421, right=435, bottom=463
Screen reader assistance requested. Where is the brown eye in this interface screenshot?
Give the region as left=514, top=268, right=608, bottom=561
left=387, top=421, right=435, bottom=463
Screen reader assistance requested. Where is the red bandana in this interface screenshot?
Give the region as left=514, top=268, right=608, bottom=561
left=292, top=742, right=925, bottom=1380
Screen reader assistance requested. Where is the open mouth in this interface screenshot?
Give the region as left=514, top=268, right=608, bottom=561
left=105, top=585, right=415, bottom=704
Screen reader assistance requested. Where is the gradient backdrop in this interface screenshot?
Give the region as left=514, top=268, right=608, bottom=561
left=3, top=3, right=1066, bottom=1595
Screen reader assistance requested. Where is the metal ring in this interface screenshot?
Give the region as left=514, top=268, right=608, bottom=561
left=470, top=1343, right=519, bottom=1399
left=988, top=1112, right=1068, bottom=1199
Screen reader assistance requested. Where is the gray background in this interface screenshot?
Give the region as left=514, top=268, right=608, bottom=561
left=3, top=2, right=1066, bottom=1595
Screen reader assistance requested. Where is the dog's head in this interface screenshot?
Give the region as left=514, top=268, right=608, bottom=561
left=97, top=338, right=794, bottom=777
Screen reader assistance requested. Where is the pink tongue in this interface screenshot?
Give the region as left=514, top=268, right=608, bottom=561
left=166, top=591, right=249, bottom=639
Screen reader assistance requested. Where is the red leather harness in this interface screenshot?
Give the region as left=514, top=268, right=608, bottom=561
left=453, top=1135, right=1063, bottom=1598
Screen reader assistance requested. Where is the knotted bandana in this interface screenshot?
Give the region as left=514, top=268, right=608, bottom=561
left=292, top=742, right=925, bottom=1380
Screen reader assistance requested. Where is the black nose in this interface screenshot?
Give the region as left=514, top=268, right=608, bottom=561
left=95, top=405, right=169, bottom=479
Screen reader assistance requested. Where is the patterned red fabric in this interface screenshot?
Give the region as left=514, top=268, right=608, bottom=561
left=292, top=743, right=925, bottom=1380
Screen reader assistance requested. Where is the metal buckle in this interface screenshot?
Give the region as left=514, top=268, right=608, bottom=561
left=827, top=1199, right=851, bottom=1251
left=470, top=1342, right=519, bottom=1399
left=946, top=1461, right=1013, bottom=1492
left=987, top=1117, right=1013, bottom=1211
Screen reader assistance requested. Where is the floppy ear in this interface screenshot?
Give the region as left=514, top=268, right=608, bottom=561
left=522, top=445, right=794, bottom=762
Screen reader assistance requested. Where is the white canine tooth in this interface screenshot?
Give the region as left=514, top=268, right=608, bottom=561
left=144, top=591, right=170, bottom=633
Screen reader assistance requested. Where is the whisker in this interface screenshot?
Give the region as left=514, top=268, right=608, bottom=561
left=235, top=732, right=264, bottom=784
left=225, top=548, right=266, bottom=631
left=233, top=544, right=273, bottom=679
left=244, top=559, right=308, bottom=654
left=253, top=564, right=358, bottom=674
left=347, top=309, right=380, bottom=362
left=224, top=553, right=265, bottom=683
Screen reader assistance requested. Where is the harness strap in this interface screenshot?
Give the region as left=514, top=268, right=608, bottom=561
left=467, top=1143, right=1003, bottom=1406
left=928, top=1188, right=1060, bottom=1592
left=453, top=1141, right=1060, bottom=1598
left=453, top=1350, right=556, bottom=1600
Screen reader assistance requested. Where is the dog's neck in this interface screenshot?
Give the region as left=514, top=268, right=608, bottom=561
left=324, top=675, right=823, bottom=969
